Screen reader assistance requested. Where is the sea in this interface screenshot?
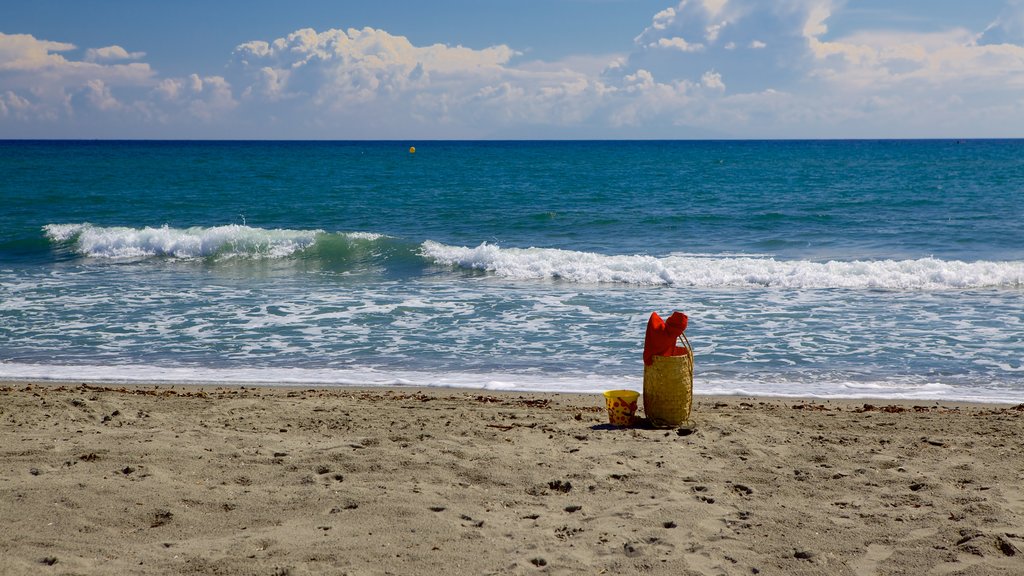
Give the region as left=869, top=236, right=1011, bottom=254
left=1, top=140, right=1022, bottom=402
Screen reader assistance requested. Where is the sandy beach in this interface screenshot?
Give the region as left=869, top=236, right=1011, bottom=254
left=1, top=383, right=1022, bottom=575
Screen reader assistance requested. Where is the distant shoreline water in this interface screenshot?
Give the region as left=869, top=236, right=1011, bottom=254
left=2, top=140, right=1022, bottom=402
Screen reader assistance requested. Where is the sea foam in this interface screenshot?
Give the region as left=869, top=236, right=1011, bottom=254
left=421, top=241, right=1024, bottom=290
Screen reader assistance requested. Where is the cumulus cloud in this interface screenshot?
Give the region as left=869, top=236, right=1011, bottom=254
left=151, top=74, right=237, bottom=121
left=0, top=32, right=77, bottom=71
left=85, top=45, right=146, bottom=62
left=607, top=0, right=1024, bottom=136
left=655, top=37, right=705, bottom=52
left=0, top=31, right=236, bottom=131
left=0, top=32, right=152, bottom=84
left=227, top=26, right=607, bottom=136
left=5, top=3, right=1024, bottom=138
left=807, top=21, right=1024, bottom=89
left=627, top=0, right=823, bottom=97
left=84, top=79, right=120, bottom=110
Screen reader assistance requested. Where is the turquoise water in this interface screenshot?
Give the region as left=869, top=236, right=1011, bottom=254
left=1, top=140, right=1022, bottom=401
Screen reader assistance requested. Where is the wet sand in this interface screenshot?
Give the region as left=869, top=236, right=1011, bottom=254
left=1, top=382, right=1022, bottom=575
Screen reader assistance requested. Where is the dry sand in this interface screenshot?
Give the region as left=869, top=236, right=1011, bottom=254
left=1, top=382, right=1022, bottom=575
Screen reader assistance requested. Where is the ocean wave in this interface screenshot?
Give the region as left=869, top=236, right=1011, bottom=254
left=38, top=225, right=1024, bottom=289
left=42, top=223, right=387, bottom=260
left=421, top=241, right=1024, bottom=290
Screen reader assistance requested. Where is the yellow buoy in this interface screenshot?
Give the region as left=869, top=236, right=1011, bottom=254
left=409, top=146, right=416, bottom=154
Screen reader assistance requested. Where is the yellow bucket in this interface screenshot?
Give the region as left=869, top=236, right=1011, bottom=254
left=603, top=390, right=640, bottom=427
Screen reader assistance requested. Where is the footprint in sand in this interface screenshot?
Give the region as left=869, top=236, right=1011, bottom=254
left=852, top=543, right=893, bottom=576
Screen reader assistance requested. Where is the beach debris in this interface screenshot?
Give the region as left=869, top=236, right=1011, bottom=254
left=547, top=480, right=572, bottom=493
left=329, top=501, right=358, bottom=513
left=150, top=509, right=173, bottom=528
left=459, top=515, right=484, bottom=528
left=529, top=557, right=547, bottom=567
left=996, top=535, right=1018, bottom=556
left=663, top=521, right=677, bottom=529
left=40, top=557, right=57, bottom=566
left=555, top=525, right=584, bottom=540
left=428, top=506, right=446, bottom=512
left=793, top=549, right=816, bottom=560
left=792, top=403, right=832, bottom=411
left=564, top=505, right=582, bottom=513
left=733, top=484, right=753, bottom=496
left=622, top=542, right=642, bottom=557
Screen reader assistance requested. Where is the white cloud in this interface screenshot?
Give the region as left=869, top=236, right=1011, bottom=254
left=702, top=0, right=729, bottom=19
left=980, top=1, right=1024, bottom=44
left=702, top=70, right=725, bottom=89
left=0, top=32, right=153, bottom=86
left=151, top=74, right=238, bottom=120
left=84, top=79, right=120, bottom=110
left=85, top=45, right=145, bottom=62
left=5, top=2, right=1024, bottom=138
left=805, top=18, right=1024, bottom=90
left=227, top=26, right=608, bottom=135
left=706, top=22, right=727, bottom=43
left=649, top=7, right=677, bottom=31
left=605, top=0, right=1024, bottom=136
left=0, top=90, right=32, bottom=118
left=0, top=32, right=76, bottom=71
left=654, top=37, right=705, bottom=52
left=0, top=31, right=236, bottom=130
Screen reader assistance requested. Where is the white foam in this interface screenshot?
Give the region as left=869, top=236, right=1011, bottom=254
left=421, top=241, right=1024, bottom=290
left=43, top=223, right=323, bottom=260
left=344, top=231, right=389, bottom=241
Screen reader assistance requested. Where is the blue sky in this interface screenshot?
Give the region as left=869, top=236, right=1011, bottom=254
left=3, top=0, right=1024, bottom=139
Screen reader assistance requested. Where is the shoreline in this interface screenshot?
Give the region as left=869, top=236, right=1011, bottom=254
left=2, top=374, right=1021, bottom=406
left=2, top=382, right=1022, bottom=575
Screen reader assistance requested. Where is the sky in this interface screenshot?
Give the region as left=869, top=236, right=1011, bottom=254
left=3, top=0, right=1024, bottom=139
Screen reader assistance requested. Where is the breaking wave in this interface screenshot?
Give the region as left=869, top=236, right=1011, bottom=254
left=43, top=223, right=388, bottom=260
left=41, top=224, right=1023, bottom=290
left=421, top=241, right=1024, bottom=290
